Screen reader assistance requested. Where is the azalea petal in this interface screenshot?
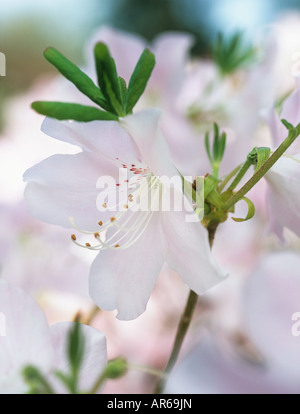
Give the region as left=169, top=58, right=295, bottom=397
left=24, top=151, right=118, bottom=230
left=266, top=155, right=300, bottom=237
left=167, top=338, right=295, bottom=394
left=49, top=322, right=107, bottom=393
left=161, top=202, right=227, bottom=294
left=244, top=252, right=300, bottom=382
left=89, top=212, right=164, bottom=320
left=120, top=109, right=178, bottom=177
left=41, top=118, right=141, bottom=164
left=151, top=32, right=194, bottom=100
left=0, top=280, right=53, bottom=394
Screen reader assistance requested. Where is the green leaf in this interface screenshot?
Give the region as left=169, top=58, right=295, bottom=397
left=32, top=101, right=118, bottom=122
left=125, top=48, right=155, bottom=114
left=23, top=365, right=55, bottom=394
left=205, top=131, right=213, bottom=163
left=232, top=196, right=255, bottom=222
left=212, top=32, right=256, bottom=75
left=118, top=76, right=127, bottom=108
left=213, top=123, right=220, bottom=160
left=44, top=47, right=111, bottom=111
left=94, top=43, right=124, bottom=116
left=68, top=322, right=85, bottom=379
left=218, top=132, right=227, bottom=161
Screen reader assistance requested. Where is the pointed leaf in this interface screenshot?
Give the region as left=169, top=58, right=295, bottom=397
left=94, top=43, right=123, bottom=116
left=125, top=48, right=155, bottom=113
left=44, top=47, right=111, bottom=111
left=32, top=101, right=118, bottom=122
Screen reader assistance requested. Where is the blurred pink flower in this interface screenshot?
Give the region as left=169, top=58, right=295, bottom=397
left=263, top=79, right=300, bottom=238
left=167, top=251, right=300, bottom=394
left=0, top=279, right=107, bottom=394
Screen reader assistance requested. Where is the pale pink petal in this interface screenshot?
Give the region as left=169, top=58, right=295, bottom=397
left=24, top=152, right=117, bottom=230
left=49, top=322, right=107, bottom=393
left=0, top=280, right=53, bottom=394
left=260, top=106, right=285, bottom=148
left=150, top=32, right=194, bottom=100
left=244, top=252, right=300, bottom=382
left=120, top=109, right=178, bottom=177
left=266, top=155, right=300, bottom=237
left=167, top=338, right=296, bottom=394
left=89, top=213, right=164, bottom=320
left=161, top=110, right=211, bottom=176
left=42, top=118, right=141, bottom=164
left=161, top=202, right=227, bottom=294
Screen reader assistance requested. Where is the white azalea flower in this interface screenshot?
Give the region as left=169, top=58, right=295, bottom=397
left=24, top=109, right=226, bottom=320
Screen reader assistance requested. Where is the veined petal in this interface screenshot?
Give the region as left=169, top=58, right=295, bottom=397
left=42, top=118, right=141, bottom=164
left=120, top=109, right=178, bottom=177
left=161, top=201, right=227, bottom=294
left=0, top=280, right=53, bottom=394
left=89, top=212, right=164, bottom=320
left=49, top=322, right=107, bottom=393
left=24, top=152, right=118, bottom=230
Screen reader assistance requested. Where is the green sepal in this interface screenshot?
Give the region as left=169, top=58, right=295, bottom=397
left=204, top=175, right=219, bottom=199
left=32, top=101, right=118, bottom=122
left=231, top=196, right=255, bottom=222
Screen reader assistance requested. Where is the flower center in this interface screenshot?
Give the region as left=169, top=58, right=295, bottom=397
left=70, top=161, right=161, bottom=251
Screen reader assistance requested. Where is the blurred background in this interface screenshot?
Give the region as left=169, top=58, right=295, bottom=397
left=1, top=0, right=300, bottom=130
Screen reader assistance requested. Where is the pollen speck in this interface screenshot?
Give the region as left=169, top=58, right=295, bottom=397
left=94, top=232, right=100, bottom=238
left=123, top=204, right=128, bottom=209
left=110, top=217, right=116, bottom=222
left=98, top=220, right=103, bottom=226
left=114, top=244, right=120, bottom=248
left=71, top=234, right=76, bottom=241
left=102, top=203, right=107, bottom=208
left=85, top=242, right=91, bottom=247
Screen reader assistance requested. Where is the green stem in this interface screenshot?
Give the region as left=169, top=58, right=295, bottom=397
left=227, top=159, right=251, bottom=191
left=218, top=164, right=242, bottom=193
left=129, top=364, right=166, bottom=379
left=153, top=226, right=217, bottom=394
left=224, top=123, right=300, bottom=210
left=153, top=290, right=198, bottom=394
left=89, top=371, right=107, bottom=394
